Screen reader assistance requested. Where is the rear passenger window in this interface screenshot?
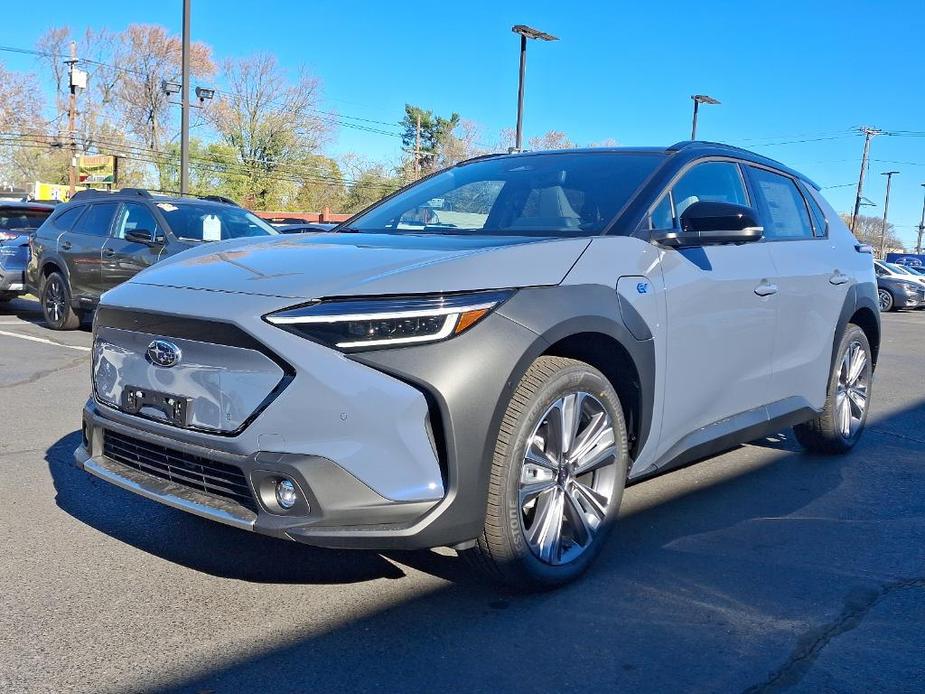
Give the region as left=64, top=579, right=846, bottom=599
left=50, top=205, right=85, bottom=231
left=71, top=203, right=118, bottom=237
left=747, top=167, right=814, bottom=240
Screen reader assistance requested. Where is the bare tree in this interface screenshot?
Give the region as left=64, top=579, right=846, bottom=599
left=436, top=119, right=487, bottom=168
left=113, top=25, right=214, bottom=180
left=494, top=127, right=575, bottom=152
left=839, top=213, right=904, bottom=255
left=528, top=130, right=575, bottom=151
left=207, top=53, right=332, bottom=208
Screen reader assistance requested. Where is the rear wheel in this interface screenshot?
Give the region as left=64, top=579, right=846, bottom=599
left=466, top=356, right=629, bottom=590
left=878, top=288, right=895, bottom=312
left=794, top=324, right=872, bottom=454
left=41, top=272, right=80, bottom=330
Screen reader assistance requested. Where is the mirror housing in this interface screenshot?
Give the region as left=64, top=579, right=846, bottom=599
left=653, top=201, right=763, bottom=247
left=124, top=228, right=162, bottom=245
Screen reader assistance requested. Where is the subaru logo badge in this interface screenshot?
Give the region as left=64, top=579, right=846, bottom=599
left=146, top=339, right=181, bottom=368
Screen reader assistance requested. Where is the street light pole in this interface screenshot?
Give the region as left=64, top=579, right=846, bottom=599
left=514, top=32, right=526, bottom=152
left=690, top=94, right=720, bottom=140
left=180, top=0, right=191, bottom=196
left=879, top=170, right=899, bottom=259
left=511, top=25, right=557, bottom=152
left=915, top=183, right=925, bottom=255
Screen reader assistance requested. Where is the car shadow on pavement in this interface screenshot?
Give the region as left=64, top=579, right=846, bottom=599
left=2, top=296, right=93, bottom=331
left=44, top=399, right=925, bottom=692
left=44, top=432, right=423, bottom=585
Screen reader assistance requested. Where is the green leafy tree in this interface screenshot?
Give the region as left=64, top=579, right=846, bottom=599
left=401, top=105, right=460, bottom=176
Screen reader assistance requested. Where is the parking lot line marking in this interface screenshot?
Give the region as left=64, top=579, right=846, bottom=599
left=0, top=330, right=91, bottom=352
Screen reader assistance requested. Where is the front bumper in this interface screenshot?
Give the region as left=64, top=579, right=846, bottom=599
left=77, top=401, right=443, bottom=549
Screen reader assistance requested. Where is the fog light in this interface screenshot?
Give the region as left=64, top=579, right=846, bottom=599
left=275, top=479, right=298, bottom=509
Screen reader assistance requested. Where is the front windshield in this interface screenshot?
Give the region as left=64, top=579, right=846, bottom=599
left=154, top=202, right=278, bottom=242
left=344, top=152, right=664, bottom=237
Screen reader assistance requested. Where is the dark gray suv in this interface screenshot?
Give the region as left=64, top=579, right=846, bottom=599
left=26, top=189, right=277, bottom=329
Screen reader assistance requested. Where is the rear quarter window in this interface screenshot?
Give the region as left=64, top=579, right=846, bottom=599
left=48, top=205, right=86, bottom=233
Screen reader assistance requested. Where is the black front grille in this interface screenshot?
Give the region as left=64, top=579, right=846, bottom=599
left=103, top=430, right=258, bottom=512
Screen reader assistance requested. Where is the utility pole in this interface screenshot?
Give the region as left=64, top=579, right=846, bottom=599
left=916, top=183, right=925, bottom=255
left=851, top=127, right=882, bottom=234
left=414, top=113, right=421, bottom=178
left=179, top=0, right=191, bottom=195
left=65, top=41, right=79, bottom=198
left=879, top=171, right=899, bottom=259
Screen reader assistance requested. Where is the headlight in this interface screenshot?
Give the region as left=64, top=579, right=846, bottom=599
left=900, top=282, right=919, bottom=293
left=265, top=290, right=514, bottom=351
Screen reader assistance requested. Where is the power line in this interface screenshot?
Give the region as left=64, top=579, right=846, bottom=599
left=0, top=131, right=404, bottom=192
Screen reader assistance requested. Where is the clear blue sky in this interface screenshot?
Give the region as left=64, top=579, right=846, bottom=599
left=4, top=0, right=925, bottom=244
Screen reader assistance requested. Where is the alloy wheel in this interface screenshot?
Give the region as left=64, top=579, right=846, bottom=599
left=44, top=277, right=65, bottom=324
left=519, top=392, right=619, bottom=565
left=878, top=289, right=893, bottom=312
left=834, top=339, right=869, bottom=440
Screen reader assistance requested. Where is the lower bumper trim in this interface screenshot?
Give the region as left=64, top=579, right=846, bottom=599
left=78, top=447, right=257, bottom=531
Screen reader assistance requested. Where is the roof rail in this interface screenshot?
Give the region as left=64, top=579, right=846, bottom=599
left=199, top=194, right=240, bottom=206
left=69, top=187, right=153, bottom=202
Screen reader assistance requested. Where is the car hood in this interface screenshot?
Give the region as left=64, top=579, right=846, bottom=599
left=128, top=233, right=592, bottom=299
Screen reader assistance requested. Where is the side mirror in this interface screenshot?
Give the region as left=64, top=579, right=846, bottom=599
left=124, top=228, right=161, bottom=245
left=653, top=201, right=763, bottom=247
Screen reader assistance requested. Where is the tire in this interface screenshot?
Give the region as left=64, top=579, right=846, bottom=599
left=794, top=324, right=873, bottom=454
left=41, top=272, right=81, bottom=330
left=466, top=356, right=629, bottom=590
left=877, top=288, right=895, bottom=312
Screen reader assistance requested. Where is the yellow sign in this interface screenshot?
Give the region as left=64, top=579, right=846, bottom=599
left=79, top=155, right=117, bottom=184
left=33, top=182, right=71, bottom=202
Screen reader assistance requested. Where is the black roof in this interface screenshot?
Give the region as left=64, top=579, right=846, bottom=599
left=68, top=188, right=240, bottom=206
left=459, top=141, right=820, bottom=190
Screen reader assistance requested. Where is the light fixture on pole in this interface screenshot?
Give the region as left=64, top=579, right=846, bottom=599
left=511, top=24, right=558, bottom=152
left=690, top=94, right=720, bottom=140
left=195, top=86, right=215, bottom=104
left=879, top=170, right=899, bottom=259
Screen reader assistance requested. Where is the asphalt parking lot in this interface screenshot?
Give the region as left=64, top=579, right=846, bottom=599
left=0, top=296, right=923, bottom=694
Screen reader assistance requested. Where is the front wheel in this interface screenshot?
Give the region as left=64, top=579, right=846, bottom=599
left=878, top=288, right=895, bottom=312
left=794, top=324, right=872, bottom=454
left=466, top=356, right=629, bottom=590
left=41, top=272, right=81, bottom=330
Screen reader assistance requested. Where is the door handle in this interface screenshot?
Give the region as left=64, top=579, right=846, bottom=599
left=102, top=248, right=116, bottom=257
left=829, top=271, right=850, bottom=286
left=754, top=281, right=778, bottom=297
left=60, top=241, right=72, bottom=251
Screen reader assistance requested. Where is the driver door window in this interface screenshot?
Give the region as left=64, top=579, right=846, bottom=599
left=115, top=203, right=161, bottom=240
left=649, top=161, right=749, bottom=229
